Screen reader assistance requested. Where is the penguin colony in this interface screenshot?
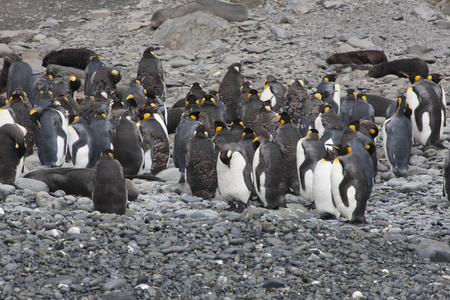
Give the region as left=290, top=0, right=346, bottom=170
left=0, top=48, right=448, bottom=221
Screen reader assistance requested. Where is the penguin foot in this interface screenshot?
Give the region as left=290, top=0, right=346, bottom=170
left=320, top=213, right=338, bottom=220
left=351, top=216, right=368, bottom=224
left=236, top=202, right=248, bottom=213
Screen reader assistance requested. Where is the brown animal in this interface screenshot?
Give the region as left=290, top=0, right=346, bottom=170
left=326, top=50, right=388, bottom=65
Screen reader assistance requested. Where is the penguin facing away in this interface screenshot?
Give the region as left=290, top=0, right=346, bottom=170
left=330, top=144, right=369, bottom=223
left=383, top=95, right=413, bottom=177
left=92, top=149, right=128, bottom=215
left=317, top=73, right=341, bottom=114
left=218, top=62, right=245, bottom=122
left=217, top=142, right=253, bottom=212
left=0, top=123, right=27, bottom=184
left=185, top=124, right=218, bottom=200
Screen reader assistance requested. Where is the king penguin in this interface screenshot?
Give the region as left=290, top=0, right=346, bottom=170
left=90, top=112, right=114, bottom=166
left=84, top=55, right=106, bottom=97
left=173, top=111, right=202, bottom=183
left=348, top=93, right=375, bottom=123
left=317, top=73, right=341, bottom=113
left=330, top=143, right=369, bottom=223
left=113, top=112, right=144, bottom=176
left=217, top=142, right=253, bottom=212
left=30, top=102, right=68, bottom=168
left=260, top=75, right=287, bottom=112
left=339, top=89, right=357, bottom=125
left=137, top=47, right=165, bottom=99
left=383, top=95, right=413, bottom=177
left=252, top=137, right=288, bottom=209
left=218, top=62, right=245, bottom=122
left=0, top=123, right=27, bottom=184
left=405, top=74, right=445, bottom=148
left=313, top=149, right=340, bottom=219
left=274, top=112, right=302, bottom=194
left=92, top=149, right=127, bottom=215
left=67, top=116, right=97, bottom=168
left=185, top=124, right=218, bottom=200
left=296, top=129, right=326, bottom=202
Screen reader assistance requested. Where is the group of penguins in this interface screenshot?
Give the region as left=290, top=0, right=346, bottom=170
left=0, top=47, right=447, bottom=222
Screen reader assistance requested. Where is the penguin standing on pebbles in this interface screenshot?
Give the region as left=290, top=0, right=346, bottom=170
left=92, top=149, right=127, bottom=215
left=67, top=116, right=96, bottom=168
left=186, top=124, right=218, bottom=200
left=0, top=123, right=27, bottom=184
left=383, top=95, right=413, bottom=177
left=296, top=129, right=326, bottom=202
left=405, top=74, right=445, bottom=148
left=137, top=47, right=165, bottom=99
left=217, top=142, right=253, bottom=212
left=260, top=75, right=286, bottom=112
left=330, top=143, right=369, bottom=223
left=313, top=150, right=340, bottom=219
left=252, top=137, right=288, bottom=209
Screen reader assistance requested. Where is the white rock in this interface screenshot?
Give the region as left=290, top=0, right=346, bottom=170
left=352, top=291, right=364, bottom=299
left=67, top=227, right=81, bottom=234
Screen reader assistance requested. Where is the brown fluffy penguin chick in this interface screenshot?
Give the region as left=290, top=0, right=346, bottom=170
left=186, top=124, right=218, bottom=200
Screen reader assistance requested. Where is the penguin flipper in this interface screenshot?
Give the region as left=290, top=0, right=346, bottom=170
left=255, top=150, right=268, bottom=192
left=71, top=139, right=87, bottom=165
left=413, top=102, right=426, bottom=132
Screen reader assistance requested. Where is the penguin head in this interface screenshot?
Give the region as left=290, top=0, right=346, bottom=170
left=241, top=128, right=255, bottom=140
left=330, top=143, right=352, bottom=157
left=201, top=94, right=215, bottom=104
left=69, top=76, right=81, bottom=92
left=240, top=81, right=253, bottom=93
left=185, top=94, right=200, bottom=107
left=323, top=73, right=340, bottom=82
left=30, top=109, right=42, bottom=127
left=359, top=120, right=379, bottom=139
left=219, top=144, right=235, bottom=166
left=190, top=82, right=203, bottom=91
left=305, top=128, right=320, bottom=139
left=276, top=112, right=292, bottom=125
left=356, top=93, right=367, bottom=101
left=110, top=68, right=122, bottom=84
left=68, top=115, right=80, bottom=124
left=259, top=100, right=272, bottom=112
left=347, top=120, right=360, bottom=131
left=345, top=89, right=356, bottom=99
left=247, top=89, right=260, bottom=100
left=100, top=149, right=114, bottom=159
left=364, top=142, right=376, bottom=155
left=230, top=62, right=242, bottom=73
left=43, top=71, right=55, bottom=81
left=289, top=79, right=304, bottom=88
left=12, top=88, right=27, bottom=100
left=252, top=136, right=261, bottom=150
left=428, top=73, right=445, bottom=84
left=189, top=111, right=202, bottom=121
left=230, top=118, right=244, bottom=129
left=143, top=47, right=157, bottom=57
left=94, top=111, right=107, bottom=119
left=265, top=75, right=276, bottom=85
left=193, top=124, right=208, bottom=138
left=214, top=121, right=227, bottom=134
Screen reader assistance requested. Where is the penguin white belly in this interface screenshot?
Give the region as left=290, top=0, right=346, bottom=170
left=302, top=169, right=314, bottom=201
left=333, top=83, right=341, bottom=113
left=331, top=160, right=356, bottom=221
left=74, top=145, right=90, bottom=168
left=412, top=112, right=431, bottom=145
left=67, top=126, right=79, bottom=158
left=55, top=136, right=66, bottom=167
left=440, top=109, right=445, bottom=139
left=217, top=155, right=250, bottom=204
left=296, top=139, right=305, bottom=188
left=260, top=87, right=274, bottom=105
left=313, top=160, right=339, bottom=218
left=382, top=121, right=392, bottom=168
left=14, top=157, right=24, bottom=183
left=143, top=149, right=153, bottom=172
left=314, top=117, right=325, bottom=137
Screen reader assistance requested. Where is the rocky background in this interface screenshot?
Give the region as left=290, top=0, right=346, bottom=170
left=1, top=0, right=450, bottom=299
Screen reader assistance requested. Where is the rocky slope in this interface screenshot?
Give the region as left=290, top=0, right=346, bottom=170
left=1, top=0, right=450, bottom=299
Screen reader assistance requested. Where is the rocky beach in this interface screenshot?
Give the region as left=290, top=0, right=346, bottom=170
left=1, top=0, right=450, bottom=299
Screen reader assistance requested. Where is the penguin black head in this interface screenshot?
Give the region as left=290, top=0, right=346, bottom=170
left=12, top=88, right=27, bottom=99
left=252, top=136, right=261, bottom=150
left=356, top=93, right=367, bottom=101
left=276, top=112, right=292, bottom=125
left=94, top=111, right=108, bottom=119
left=189, top=111, right=202, bottom=121
left=69, top=76, right=81, bottom=92
left=143, top=86, right=158, bottom=100
left=330, top=143, right=352, bottom=157
left=190, top=82, right=203, bottom=91
left=241, top=128, right=255, bottom=140
left=401, top=72, right=423, bottom=84
left=230, top=118, right=244, bottom=129
left=229, top=62, right=242, bottom=73
left=68, top=115, right=80, bottom=124
left=185, top=94, right=200, bottom=107
left=289, top=79, right=305, bottom=88
left=30, top=109, right=42, bottom=127
left=427, top=73, right=445, bottom=84
left=347, top=120, right=360, bottom=131
left=359, top=120, right=379, bottom=139
left=43, top=71, right=55, bottom=81
left=214, top=121, right=227, bottom=134
left=193, top=124, right=208, bottom=138
left=100, top=149, right=114, bottom=159
left=240, top=81, right=253, bottom=93
left=110, top=68, right=122, bottom=84
left=305, top=128, right=320, bottom=138
left=345, top=89, right=356, bottom=98
left=142, top=47, right=157, bottom=58
left=259, top=100, right=272, bottom=112
left=323, top=73, right=340, bottom=82
left=201, top=94, right=215, bottom=104
left=247, top=89, right=260, bottom=100
left=364, top=142, right=376, bottom=155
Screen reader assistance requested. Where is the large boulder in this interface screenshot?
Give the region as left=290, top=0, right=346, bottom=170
left=152, top=11, right=237, bottom=51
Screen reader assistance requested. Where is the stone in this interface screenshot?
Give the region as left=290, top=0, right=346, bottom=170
left=416, top=238, right=450, bottom=262
left=39, top=18, right=59, bottom=28
left=414, top=4, right=439, bottom=22
left=230, top=0, right=262, bottom=9
left=346, top=37, right=376, bottom=49
left=0, top=43, right=12, bottom=56
left=152, top=11, right=237, bottom=51
left=0, top=30, right=37, bottom=44
left=102, top=278, right=127, bottom=291
left=35, top=191, right=56, bottom=207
